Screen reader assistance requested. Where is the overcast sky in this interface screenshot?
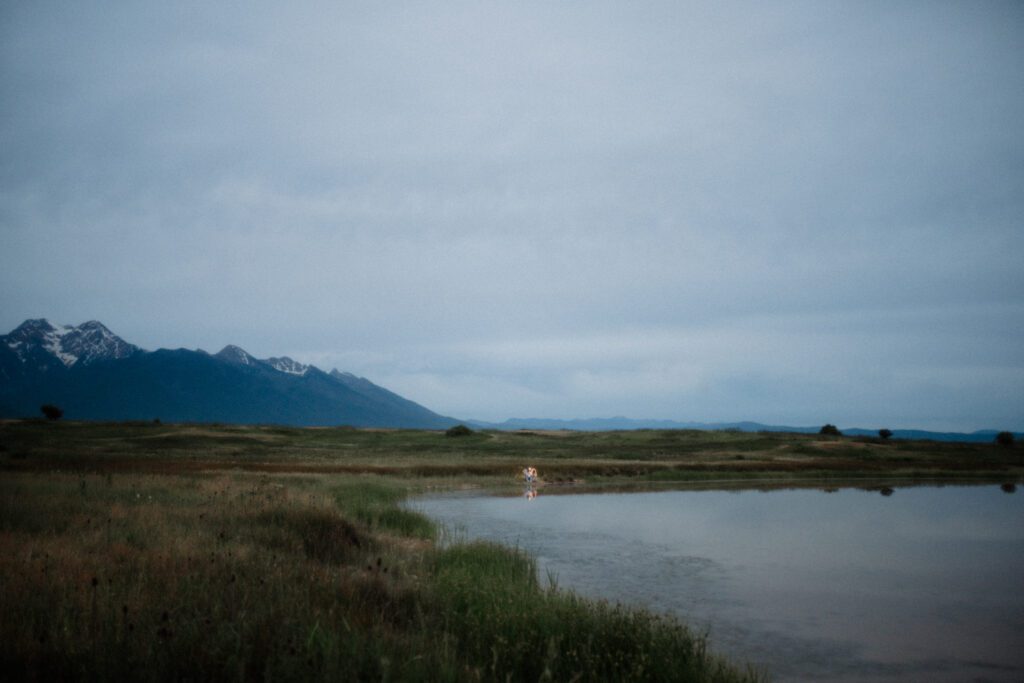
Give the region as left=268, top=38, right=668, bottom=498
left=2, top=2, right=1022, bottom=430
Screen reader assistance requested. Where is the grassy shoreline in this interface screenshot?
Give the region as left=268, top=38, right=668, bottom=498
left=2, top=421, right=1020, bottom=680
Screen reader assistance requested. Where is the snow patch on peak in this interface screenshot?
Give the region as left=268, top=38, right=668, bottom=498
left=4, top=318, right=140, bottom=368
left=14, top=318, right=57, bottom=334
left=5, top=319, right=74, bottom=366
left=43, top=325, right=78, bottom=367
left=266, top=356, right=309, bottom=376
left=61, top=322, right=139, bottom=365
left=215, top=347, right=310, bottom=376
left=77, top=320, right=110, bottom=333
left=216, top=345, right=254, bottom=365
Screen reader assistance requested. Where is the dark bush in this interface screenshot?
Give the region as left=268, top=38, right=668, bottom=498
left=819, top=424, right=841, bottom=436
left=301, top=512, right=362, bottom=564
left=878, top=428, right=893, bottom=440
left=40, top=404, right=63, bottom=421
left=995, top=431, right=1015, bottom=447
left=445, top=424, right=474, bottom=437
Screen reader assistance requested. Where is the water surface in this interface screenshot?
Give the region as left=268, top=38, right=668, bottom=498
left=411, top=483, right=1024, bottom=682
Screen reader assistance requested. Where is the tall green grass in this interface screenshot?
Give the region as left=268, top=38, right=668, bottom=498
left=429, top=541, right=757, bottom=682
left=332, top=478, right=436, bottom=539
left=0, top=468, right=763, bottom=681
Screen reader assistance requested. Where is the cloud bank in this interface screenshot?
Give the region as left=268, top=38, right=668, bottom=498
left=2, top=2, right=1022, bottom=430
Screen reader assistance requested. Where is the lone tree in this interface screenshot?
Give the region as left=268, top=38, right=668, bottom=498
left=40, top=404, right=63, bottom=421
left=819, top=424, right=842, bottom=436
left=445, top=424, right=474, bottom=437
left=995, top=431, right=1015, bottom=447
left=879, top=428, right=893, bottom=440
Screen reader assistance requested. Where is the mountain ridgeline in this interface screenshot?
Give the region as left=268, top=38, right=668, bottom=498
left=0, top=319, right=456, bottom=428
left=3, top=319, right=1015, bottom=441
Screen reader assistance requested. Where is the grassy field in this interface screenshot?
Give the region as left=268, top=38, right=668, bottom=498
left=1, top=420, right=1020, bottom=681
left=3, top=419, right=1021, bottom=481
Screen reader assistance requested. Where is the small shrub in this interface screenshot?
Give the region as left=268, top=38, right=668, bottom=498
left=289, top=510, right=363, bottom=564
left=995, top=431, right=1015, bottom=447
left=819, top=424, right=841, bottom=436
left=445, top=424, right=474, bottom=437
left=40, top=404, right=63, bottom=421
left=878, top=429, right=893, bottom=440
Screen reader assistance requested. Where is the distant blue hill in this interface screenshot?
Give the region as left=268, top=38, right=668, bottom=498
left=468, top=417, right=1020, bottom=444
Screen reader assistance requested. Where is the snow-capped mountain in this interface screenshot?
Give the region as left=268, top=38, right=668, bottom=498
left=216, top=346, right=308, bottom=376
left=215, top=344, right=259, bottom=366
left=2, top=319, right=140, bottom=370
left=0, top=318, right=456, bottom=428
left=264, top=357, right=309, bottom=376
left=6, top=320, right=322, bottom=382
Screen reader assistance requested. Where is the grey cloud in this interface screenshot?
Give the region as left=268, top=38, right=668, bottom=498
left=2, top=1, right=1022, bottom=429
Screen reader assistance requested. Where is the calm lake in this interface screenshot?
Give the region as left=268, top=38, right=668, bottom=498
left=410, top=483, right=1024, bottom=682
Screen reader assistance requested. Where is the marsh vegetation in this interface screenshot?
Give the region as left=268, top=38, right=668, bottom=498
left=1, top=420, right=1019, bottom=680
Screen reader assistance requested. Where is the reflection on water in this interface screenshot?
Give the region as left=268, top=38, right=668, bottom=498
left=411, top=483, right=1024, bottom=682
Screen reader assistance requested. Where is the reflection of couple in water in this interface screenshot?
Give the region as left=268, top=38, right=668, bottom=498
left=522, top=466, right=539, bottom=500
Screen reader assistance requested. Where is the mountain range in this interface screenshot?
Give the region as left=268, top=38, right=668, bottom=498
left=0, top=319, right=456, bottom=428
left=3, top=319, right=1015, bottom=442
